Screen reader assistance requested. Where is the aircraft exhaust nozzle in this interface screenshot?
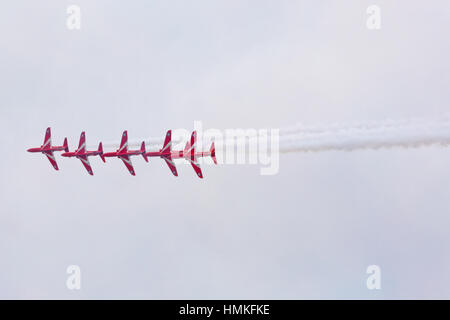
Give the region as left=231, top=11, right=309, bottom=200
left=210, top=142, right=217, bottom=165
left=98, top=142, right=106, bottom=162
left=141, top=141, right=148, bottom=162
left=63, top=138, right=69, bottom=152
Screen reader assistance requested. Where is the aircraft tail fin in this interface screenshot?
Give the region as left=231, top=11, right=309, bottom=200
left=210, top=142, right=217, bottom=165
left=98, top=142, right=105, bottom=162
left=141, top=141, right=148, bottom=162
left=184, top=140, right=191, bottom=154
left=63, top=137, right=69, bottom=152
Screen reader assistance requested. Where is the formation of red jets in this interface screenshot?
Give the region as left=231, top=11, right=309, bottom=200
left=27, top=128, right=217, bottom=178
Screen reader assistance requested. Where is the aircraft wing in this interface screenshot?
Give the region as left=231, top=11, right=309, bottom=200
left=189, top=158, right=203, bottom=178
left=119, top=155, right=135, bottom=176
left=78, top=155, right=93, bottom=175
left=43, top=127, right=52, bottom=148
left=163, top=156, right=178, bottom=176
left=78, top=132, right=86, bottom=153
left=45, top=151, right=59, bottom=170
left=119, top=131, right=128, bottom=152
left=188, top=131, right=202, bottom=178
left=161, top=130, right=172, bottom=153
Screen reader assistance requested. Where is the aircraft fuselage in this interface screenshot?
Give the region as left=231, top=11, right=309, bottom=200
left=103, top=149, right=142, bottom=158
left=61, top=150, right=101, bottom=158
left=27, top=146, right=66, bottom=153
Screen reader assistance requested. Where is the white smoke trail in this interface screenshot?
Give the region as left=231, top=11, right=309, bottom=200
left=280, top=115, right=450, bottom=135
left=279, top=123, right=450, bottom=153
left=93, top=115, right=450, bottom=153
left=278, top=115, right=450, bottom=153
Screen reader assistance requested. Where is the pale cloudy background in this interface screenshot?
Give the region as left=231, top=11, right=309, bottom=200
left=1, top=1, right=449, bottom=299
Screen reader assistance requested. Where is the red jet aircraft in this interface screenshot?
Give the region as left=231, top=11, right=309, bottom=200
left=102, top=130, right=147, bottom=176
left=144, top=130, right=216, bottom=178
left=61, top=132, right=105, bottom=175
left=27, top=127, right=69, bottom=170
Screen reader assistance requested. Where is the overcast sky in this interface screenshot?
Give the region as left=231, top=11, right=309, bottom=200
left=1, top=1, right=450, bottom=299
